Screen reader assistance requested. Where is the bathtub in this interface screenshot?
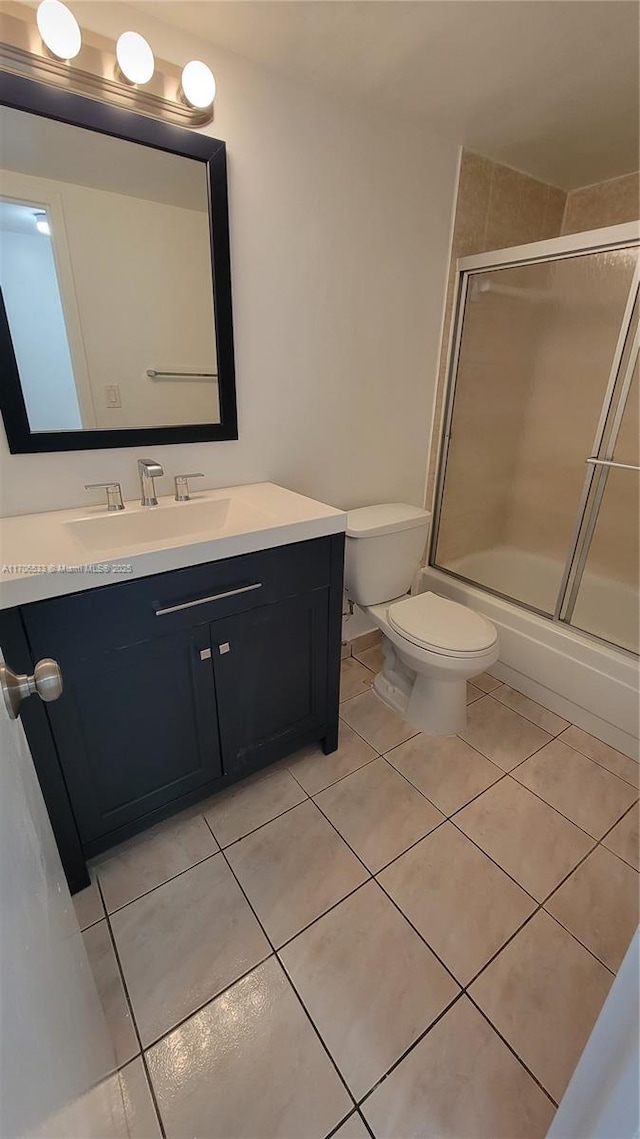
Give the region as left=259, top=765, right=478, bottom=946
left=420, top=549, right=640, bottom=762
left=443, top=547, right=639, bottom=655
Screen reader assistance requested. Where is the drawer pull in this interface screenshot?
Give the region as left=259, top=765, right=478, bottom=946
left=155, top=582, right=262, bottom=617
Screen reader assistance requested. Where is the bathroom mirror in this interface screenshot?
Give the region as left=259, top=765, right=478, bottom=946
left=0, top=72, right=237, bottom=452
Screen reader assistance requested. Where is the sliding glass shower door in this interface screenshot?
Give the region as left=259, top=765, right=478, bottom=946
left=432, top=228, right=639, bottom=654
left=564, top=338, right=639, bottom=652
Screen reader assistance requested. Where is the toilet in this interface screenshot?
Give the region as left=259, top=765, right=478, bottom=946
left=344, top=504, right=499, bottom=735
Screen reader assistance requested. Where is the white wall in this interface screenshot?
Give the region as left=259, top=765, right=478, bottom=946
left=0, top=228, right=82, bottom=432
left=56, top=181, right=218, bottom=429
left=0, top=2, right=459, bottom=517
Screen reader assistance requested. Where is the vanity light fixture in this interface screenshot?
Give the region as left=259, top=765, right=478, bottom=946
left=36, top=0, right=81, bottom=61
left=1, top=6, right=215, bottom=126
left=115, top=31, right=154, bottom=86
left=34, top=211, right=51, bottom=236
left=180, top=60, right=216, bottom=110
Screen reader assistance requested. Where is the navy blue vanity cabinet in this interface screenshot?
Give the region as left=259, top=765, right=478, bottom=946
left=34, top=624, right=223, bottom=848
left=211, top=590, right=329, bottom=780
left=9, top=534, right=344, bottom=880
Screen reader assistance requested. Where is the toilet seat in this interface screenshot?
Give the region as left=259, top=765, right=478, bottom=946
left=388, top=592, right=497, bottom=658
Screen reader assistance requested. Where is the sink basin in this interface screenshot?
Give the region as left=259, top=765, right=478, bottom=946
left=67, top=497, right=275, bottom=554
left=0, top=482, right=346, bottom=608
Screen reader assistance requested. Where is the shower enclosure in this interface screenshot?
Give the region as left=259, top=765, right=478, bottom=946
left=431, top=222, right=639, bottom=658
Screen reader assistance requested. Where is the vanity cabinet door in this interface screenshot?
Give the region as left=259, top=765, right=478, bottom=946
left=211, top=590, right=329, bottom=780
left=42, top=624, right=221, bottom=844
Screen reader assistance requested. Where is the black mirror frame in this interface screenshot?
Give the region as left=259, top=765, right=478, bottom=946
left=0, top=70, right=238, bottom=453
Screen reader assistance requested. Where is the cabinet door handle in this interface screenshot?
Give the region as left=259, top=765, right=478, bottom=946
left=154, top=582, right=262, bottom=616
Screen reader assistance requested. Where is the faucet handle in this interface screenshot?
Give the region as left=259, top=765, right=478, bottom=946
left=85, top=483, right=125, bottom=512
left=174, top=473, right=204, bottom=502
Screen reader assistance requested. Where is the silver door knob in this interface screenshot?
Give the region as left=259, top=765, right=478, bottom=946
left=0, top=658, right=63, bottom=720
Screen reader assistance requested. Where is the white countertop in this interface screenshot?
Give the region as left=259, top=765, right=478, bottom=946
left=0, top=482, right=346, bottom=609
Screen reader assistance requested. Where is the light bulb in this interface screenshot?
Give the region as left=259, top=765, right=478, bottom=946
left=116, top=31, right=154, bottom=86
left=180, top=60, right=216, bottom=109
left=34, top=212, right=51, bottom=236
left=36, top=0, right=81, bottom=61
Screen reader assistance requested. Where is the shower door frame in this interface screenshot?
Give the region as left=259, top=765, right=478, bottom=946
left=429, top=220, right=640, bottom=656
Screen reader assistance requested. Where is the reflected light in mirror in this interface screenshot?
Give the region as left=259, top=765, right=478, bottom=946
left=34, top=211, right=50, bottom=235
left=116, top=31, right=155, bottom=86
left=36, top=0, right=81, bottom=61
left=180, top=60, right=216, bottom=109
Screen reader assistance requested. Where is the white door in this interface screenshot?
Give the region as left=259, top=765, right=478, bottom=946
left=0, top=649, right=115, bottom=1138
left=547, top=928, right=640, bottom=1139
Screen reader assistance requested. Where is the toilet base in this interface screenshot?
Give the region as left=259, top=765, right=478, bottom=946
left=373, top=665, right=467, bottom=737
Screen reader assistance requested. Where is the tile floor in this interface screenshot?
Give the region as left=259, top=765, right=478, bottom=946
left=74, top=643, right=640, bottom=1139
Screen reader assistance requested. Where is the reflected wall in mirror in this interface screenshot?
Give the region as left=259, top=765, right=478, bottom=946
left=0, top=73, right=237, bottom=452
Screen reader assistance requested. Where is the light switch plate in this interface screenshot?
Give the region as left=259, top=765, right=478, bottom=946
left=105, top=384, right=121, bottom=408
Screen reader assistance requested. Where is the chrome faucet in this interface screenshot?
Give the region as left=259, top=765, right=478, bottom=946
left=138, top=458, right=163, bottom=507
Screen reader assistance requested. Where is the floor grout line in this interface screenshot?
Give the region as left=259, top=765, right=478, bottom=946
left=387, top=761, right=507, bottom=822
left=558, top=734, right=640, bottom=791
left=275, top=872, right=375, bottom=954
left=488, top=683, right=571, bottom=735
left=103, top=799, right=378, bottom=1063
left=325, top=800, right=451, bottom=879
left=356, top=990, right=465, bottom=1109
left=79, top=679, right=637, bottom=1136
left=383, top=720, right=506, bottom=769
left=323, top=1108, right=363, bottom=1139
left=96, top=878, right=168, bottom=1139
left=540, top=907, right=617, bottom=977
left=341, top=715, right=420, bottom=755
left=100, top=836, right=273, bottom=1063
left=202, top=784, right=591, bottom=1128
left=596, top=797, right=640, bottom=876
left=98, top=712, right=626, bottom=1076
left=503, top=768, right=638, bottom=844
left=373, top=874, right=465, bottom=991
left=378, top=746, right=505, bottom=820
left=285, top=738, right=380, bottom=798
left=277, top=956, right=358, bottom=1112
left=202, top=815, right=360, bottom=1114
left=93, top=847, right=220, bottom=920
left=384, top=732, right=637, bottom=882
left=92, top=778, right=319, bottom=924
left=449, top=804, right=637, bottom=987
left=505, top=718, right=640, bottom=789
left=357, top=1107, right=377, bottom=1138
left=466, top=993, right=560, bottom=1109
left=128, top=829, right=612, bottom=1139
left=211, top=791, right=312, bottom=852
left=446, top=807, right=588, bottom=909
left=101, top=729, right=631, bottom=994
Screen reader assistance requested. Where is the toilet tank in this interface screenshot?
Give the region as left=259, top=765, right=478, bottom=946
left=344, top=504, right=431, bottom=607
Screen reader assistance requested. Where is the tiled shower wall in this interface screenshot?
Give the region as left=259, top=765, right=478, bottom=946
left=562, top=172, right=640, bottom=235
left=427, top=155, right=639, bottom=572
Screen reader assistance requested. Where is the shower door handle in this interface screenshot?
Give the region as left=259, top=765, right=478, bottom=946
left=585, top=457, right=640, bottom=472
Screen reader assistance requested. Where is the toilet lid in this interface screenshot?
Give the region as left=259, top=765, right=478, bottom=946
left=388, top=592, right=497, bottom=656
